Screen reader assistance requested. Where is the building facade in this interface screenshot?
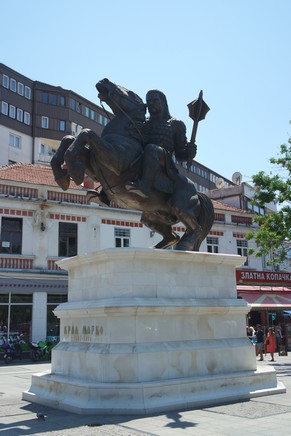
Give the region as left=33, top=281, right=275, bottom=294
left=0, top=63, right=109, bottom=167
left=0, top=163, right=265, bottom=344
left=0, top=63, right=235, bottom=192
left=1, top=63, right=290, bottom=350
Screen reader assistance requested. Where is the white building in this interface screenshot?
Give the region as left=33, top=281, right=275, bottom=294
left=0, top=163, right=264, bottom=343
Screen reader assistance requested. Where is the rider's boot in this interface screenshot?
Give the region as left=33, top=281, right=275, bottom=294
left=125, top=179, right=150, bottom=198
left=86, top=189, right=111, bottom=207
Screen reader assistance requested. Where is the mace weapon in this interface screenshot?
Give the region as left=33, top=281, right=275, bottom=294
left=187, top=90, right=210, bottom=170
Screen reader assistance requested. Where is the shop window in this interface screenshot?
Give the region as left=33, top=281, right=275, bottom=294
left=58, top=222, right=78, bottom=257
left=0, top=293, right=32, bottom=341
left=207, top=236, right=219, bottom=253
left=237, top=239, right=248, bottom=265
left=1, top=217, right=22, bottom=254
left=47, top=294, right=67, bottom=340
left=114, top=227, right=130, bottom=247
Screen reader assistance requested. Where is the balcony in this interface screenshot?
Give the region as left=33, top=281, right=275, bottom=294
left=0, top=255, right=65, bottom=272
left=0, top=255, right=34, bottom=269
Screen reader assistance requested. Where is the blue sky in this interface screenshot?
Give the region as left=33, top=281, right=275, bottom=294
left=1, top=0, right=290, bottom=183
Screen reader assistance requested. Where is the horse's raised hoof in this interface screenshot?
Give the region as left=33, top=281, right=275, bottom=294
left=175, top=228, right=202, bottom=251
left=153, top=232, right=180, bottom=249
left=67, top=161, right=85, bottom=186
left=55, top=173, right=71, bottom=191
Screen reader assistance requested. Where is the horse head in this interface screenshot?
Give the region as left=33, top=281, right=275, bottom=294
left=96, top=78, right=146, bottom=121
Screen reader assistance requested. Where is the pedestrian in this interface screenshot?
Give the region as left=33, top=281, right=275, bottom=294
left=256, top=325, right=264, bottom=361
left=265, top=327, right=276, bottom=362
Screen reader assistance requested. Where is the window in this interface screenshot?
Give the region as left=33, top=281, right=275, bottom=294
left=10, top=78, right=16, bottom=92
left=47, top=294, right=67, bottom=339
left=16, top=108, right=23, bottom=122
left=17, top=82, right=24, bottom=95
left=207, top=236, right=219, bottom=253
left=0, top=293, right=32, bottom=341
left=9, top=105, right=16, bottom=118
left=3, top=74, right=9, bottom=88
left=9, top=133, right=21, bottom=149
left=24, top=112, right=30, bottom=125
left=49, top=94, right=57, bottom=105
left=1, top=101, right=8, bottom=115
left=59, top=120, right=66, bottom=131
left=58, top=222, right=77, bottom=257
left=1, top=218, right=22, bottom=254
left=24, top=85, right=31, bottom=99
left=70, top=98, right=77, bottom=110
left=237, top=239, right=248, bottom=265
left=41, top=116, right=49, bottom=128
left=42, top=92, right=49, bottom=103
left=60, top=95, right=66, bottom=106
left=114, top=228, right=130, bottom=247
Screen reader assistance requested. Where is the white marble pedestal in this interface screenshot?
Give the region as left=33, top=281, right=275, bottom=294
left=23, top=248, right=285, bottom=414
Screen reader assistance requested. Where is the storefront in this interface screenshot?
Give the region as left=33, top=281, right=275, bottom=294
left=0, top=276, right=68, bottom=343
left=236, top=269, right=291, bottom=351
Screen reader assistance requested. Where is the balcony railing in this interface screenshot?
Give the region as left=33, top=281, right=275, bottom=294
left=0, top=255, right=66, bottom=272
left=0, top=255, right=34, bottom=269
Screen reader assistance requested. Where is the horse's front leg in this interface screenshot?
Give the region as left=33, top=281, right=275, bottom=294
left=64, top=129, right=93, bottom=186
left=51, top=135, right=75, bottom=190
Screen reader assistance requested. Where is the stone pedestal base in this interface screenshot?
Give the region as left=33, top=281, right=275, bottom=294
left=23, top=249, right=285, bottom=414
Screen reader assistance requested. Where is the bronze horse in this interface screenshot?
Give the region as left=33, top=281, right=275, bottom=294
left=51, top=79, right=214, bottom=251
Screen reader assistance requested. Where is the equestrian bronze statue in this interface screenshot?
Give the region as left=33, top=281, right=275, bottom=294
left=51, top=78, right=214, bottom=251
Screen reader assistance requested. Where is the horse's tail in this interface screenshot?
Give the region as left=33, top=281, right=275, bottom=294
left=193, top=192, right=215, bottom=251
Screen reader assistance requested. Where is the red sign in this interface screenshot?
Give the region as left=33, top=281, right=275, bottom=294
left=236, top=269, right=291, bottom=286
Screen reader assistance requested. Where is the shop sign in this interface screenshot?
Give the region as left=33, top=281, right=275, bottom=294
left=236, top=269, right=291, bottom=286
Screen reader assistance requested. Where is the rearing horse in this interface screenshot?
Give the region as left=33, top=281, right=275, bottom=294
left=51, top=78, right=214, bottom=251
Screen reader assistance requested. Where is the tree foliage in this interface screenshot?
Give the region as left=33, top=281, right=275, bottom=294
left=245, top=133, right=291, bottom=265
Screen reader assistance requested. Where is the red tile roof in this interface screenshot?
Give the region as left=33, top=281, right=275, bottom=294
left=0, top=163, right=81, bottom=189
left=0, top=163, right=249, bottom=214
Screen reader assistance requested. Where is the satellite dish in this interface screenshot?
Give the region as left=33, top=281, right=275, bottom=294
left=232, top=172, right=242, bottom=185
left=215, top=177, right=225, bottom=189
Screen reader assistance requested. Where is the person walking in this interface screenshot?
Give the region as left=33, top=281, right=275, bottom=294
left=256, top=325, right=264, bottom=361
left=265, top=327, right=276, bottom=361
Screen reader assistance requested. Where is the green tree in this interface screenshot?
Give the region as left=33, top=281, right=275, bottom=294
left=245, top=134, right=291, bottom=266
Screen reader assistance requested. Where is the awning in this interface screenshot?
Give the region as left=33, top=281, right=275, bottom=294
left=237, top=285, right=291, bottom=309
left=0, top=276, right=68, bottom=293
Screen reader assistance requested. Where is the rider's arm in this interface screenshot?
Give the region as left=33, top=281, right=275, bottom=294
left=172, top=120, right=196, bottom=163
